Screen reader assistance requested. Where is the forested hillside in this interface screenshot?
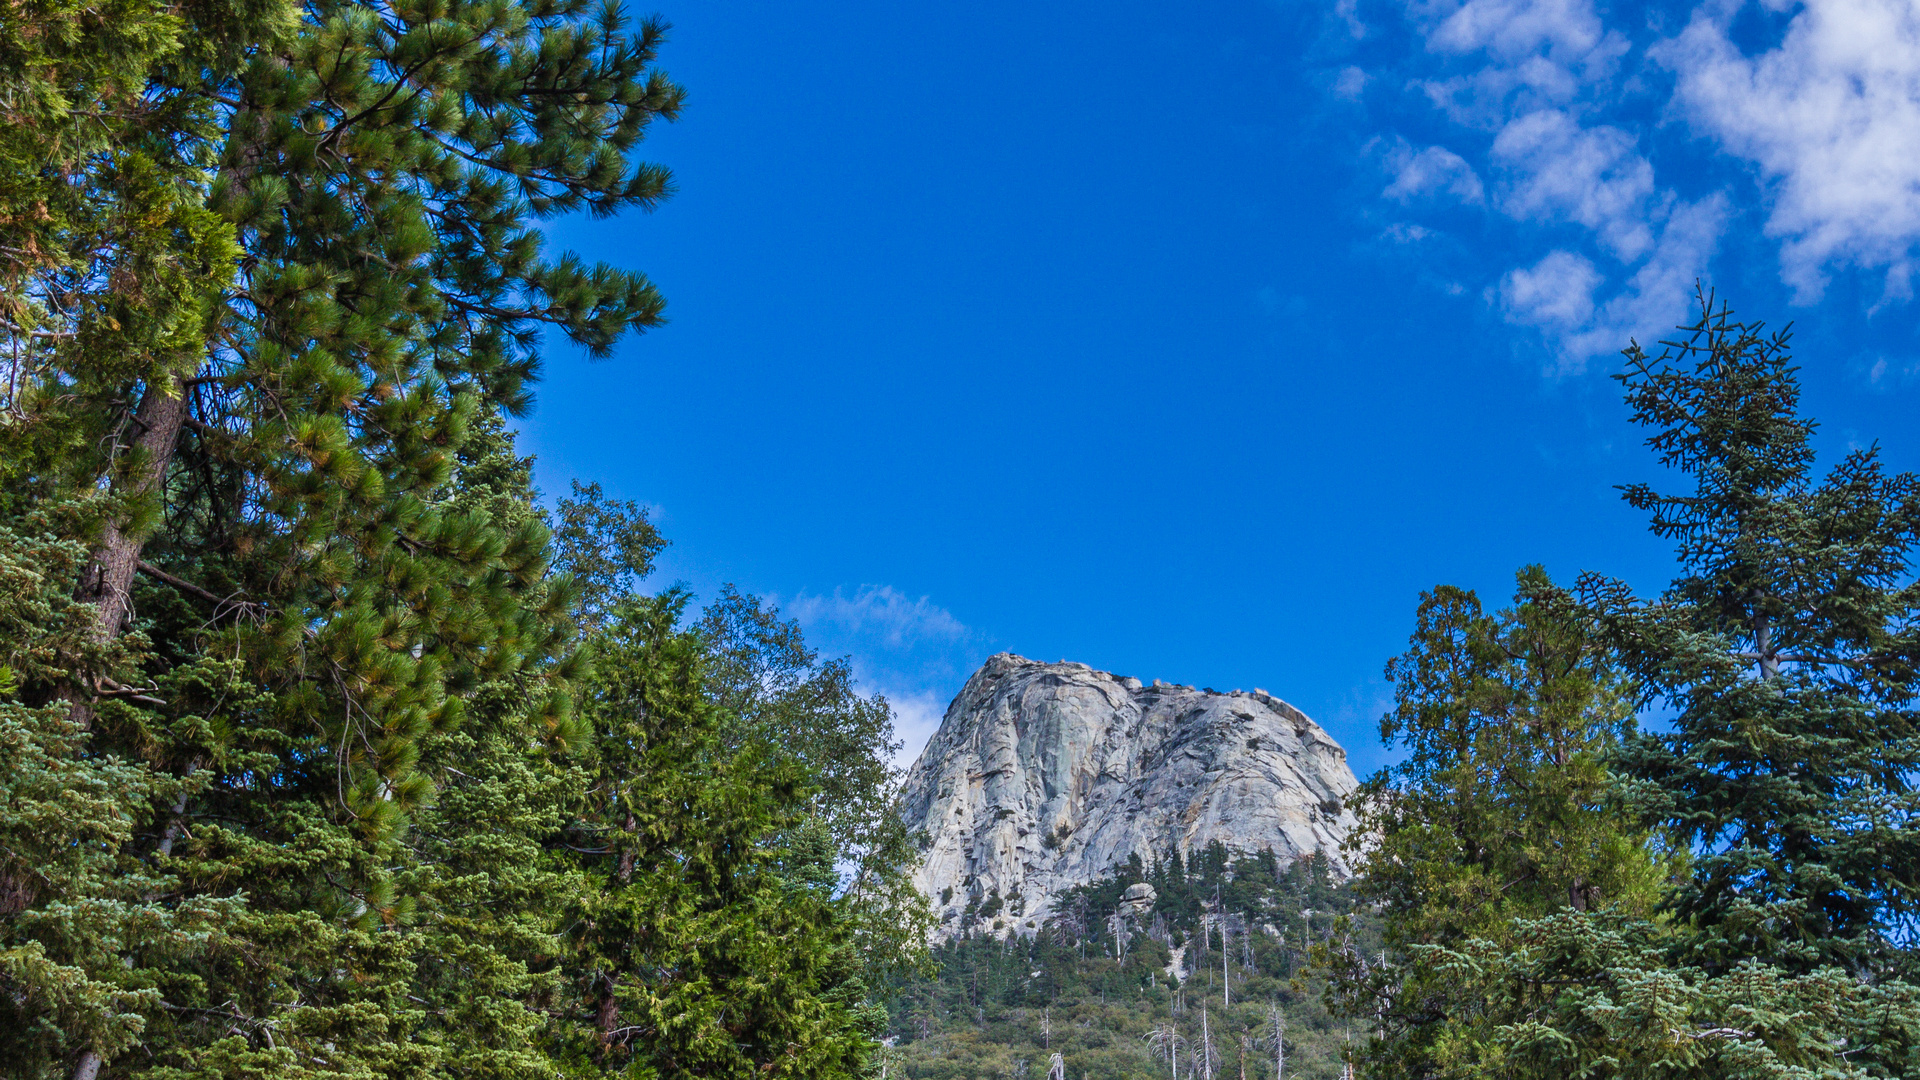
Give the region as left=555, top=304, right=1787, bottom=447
left=885, top=847, right=1374, bottom=1080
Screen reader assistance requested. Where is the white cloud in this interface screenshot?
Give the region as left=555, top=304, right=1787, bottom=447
left=1347, top=0, right=1743, bottom=367
left=1655, top=0, right=1920, bottom=301
left=1505, top=195, right=1727, bottom=370
left=1500, top=248, right=1601, bottom=331
left=1384, top=143, right=1486, bottom=203
left=1334, top=65, right=1369, bottom=99
left=787, top=584, right=968, bottom=649
left=1493, top=110, right=1657, bottom=259
left=1336, top=0, right=1368, bottom=38
left=1412, top=0, right=1628, bottom=125
left=785, top=586, right=978, bottom=778
left=1422, top=0, right=1614, bottom=61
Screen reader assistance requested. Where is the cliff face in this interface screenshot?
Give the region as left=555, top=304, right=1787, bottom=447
left=899, top=653, right=1360, bottom=938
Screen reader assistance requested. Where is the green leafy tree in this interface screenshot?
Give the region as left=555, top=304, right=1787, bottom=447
left=556, top=588, right=879, bottom=1079
left=1330, top=569, right=1664, bottom=1078
left=694, top=587, right=932, bottom=976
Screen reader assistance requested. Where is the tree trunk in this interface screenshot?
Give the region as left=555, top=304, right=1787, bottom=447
left=615, top=811, right=637, bottom=884
left=596, top=973, right=620, bottom=1056
left=155, top=757, right=204, bottom=859
left=64, top=387, right=189, bottom=1077
left=81, top=382, right=189, bottom=646
left=1754, top=614, right=1780, bottom=680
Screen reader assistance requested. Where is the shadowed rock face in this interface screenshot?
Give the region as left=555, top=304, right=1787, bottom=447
left=900, top=653, right=1360, bottom=939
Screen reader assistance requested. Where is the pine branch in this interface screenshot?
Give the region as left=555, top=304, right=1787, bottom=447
left=136, top=561, right=266, bottom=617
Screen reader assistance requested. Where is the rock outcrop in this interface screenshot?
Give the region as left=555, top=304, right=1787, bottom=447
left=900, top=653, right=1360, bottom=938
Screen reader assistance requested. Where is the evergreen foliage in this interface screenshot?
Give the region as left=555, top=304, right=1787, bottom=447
left=1595, top=299, right=1920, bottom=975
left=1331, top=295, right=1920, bottom=1079
left=886, top=853, right=1375, bottom=1080
left=557, top=586, right=879, bottom=1078
left=14, top=2, right=1916, bottom=1074
left=1330, top=569, right=1668, bottom=1076
left=1, top=3, right=918, bottom=1077
left=693, top=588, right=932, bottom=977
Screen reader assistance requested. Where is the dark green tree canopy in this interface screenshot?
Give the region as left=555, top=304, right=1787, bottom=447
left=1586, top=295, right=1920, bottom=972
left=2, top=3, right=913, bottom=1078
left=1327, top=296, right=1920, bottom=1080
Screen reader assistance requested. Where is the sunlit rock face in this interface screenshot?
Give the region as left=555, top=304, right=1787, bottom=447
left=899, top=653, right=1359, bottom=939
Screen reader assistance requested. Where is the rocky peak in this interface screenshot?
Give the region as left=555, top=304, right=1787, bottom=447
left=900, top=653, right=1359, bottom=939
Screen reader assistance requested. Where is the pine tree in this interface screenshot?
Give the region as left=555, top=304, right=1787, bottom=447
left=3, top=0, right=683, bottom=1073
left=390, top=412, right=591, bottom=1078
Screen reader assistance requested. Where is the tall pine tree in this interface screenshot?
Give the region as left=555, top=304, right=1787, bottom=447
left=1330, top=569, right=1664, bottom=1079
left=4, top=0, right=683, bottom=1074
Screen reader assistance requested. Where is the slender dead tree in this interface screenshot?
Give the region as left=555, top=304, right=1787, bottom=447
left=1145, top=1024, right=1185, bottom=1080
left=1268, top=1001, right=1285, bottom=1080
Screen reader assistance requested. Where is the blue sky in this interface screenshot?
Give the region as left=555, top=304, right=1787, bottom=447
left=524, top=0, right=1920, bottom=779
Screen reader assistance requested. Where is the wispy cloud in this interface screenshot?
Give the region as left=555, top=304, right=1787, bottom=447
left=879, top=687, right=950, bottom=772
left=1491, top=111, right=1655, bottom=259
left=1498, top=195, right=1727, bottom=369
left=1343, top=0, right=1920, bottom=368
left=784, top=585, right=982, bottom=772
left=1383, top=141, right=1486, bottom=204
left=1351, top=0, right=1704, bottom=368
left=1414, top=0, right=1627, bottom=125
left=787, top=585, right=969, bottom=649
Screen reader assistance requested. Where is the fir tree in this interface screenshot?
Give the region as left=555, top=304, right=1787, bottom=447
left=1591, top=296, right=1920, bottom=976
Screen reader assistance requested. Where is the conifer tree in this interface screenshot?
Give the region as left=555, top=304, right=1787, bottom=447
left=557, top=588, right=880, bottom=1079
left=3, top=0, right=684, bottom=1073
left=1341, top=297, right=1920, bottom=1079
left=1590, top=297, right=1920, bottom=977
left=1331, top=569, right=1663, bottom=1078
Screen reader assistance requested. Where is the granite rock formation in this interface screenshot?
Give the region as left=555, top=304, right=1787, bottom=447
left=899, top=653, right=1360, bottom=938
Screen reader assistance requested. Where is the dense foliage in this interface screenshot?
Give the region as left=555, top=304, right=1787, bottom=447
left=1331, top=295, right=1920, bottom=1079
left=0, top=2, right=920, bottom=1077
left=885, top=847, right=1377, bottom=1080
left=7, top=2, right=1917, bottom=1076
left=1328, top=567, right=1670, bottom=1077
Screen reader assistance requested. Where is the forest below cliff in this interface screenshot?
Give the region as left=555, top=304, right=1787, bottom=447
left=883, top=849, right=1375, bottom=1080
left=5, top=0, right=1920, bottom=1079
